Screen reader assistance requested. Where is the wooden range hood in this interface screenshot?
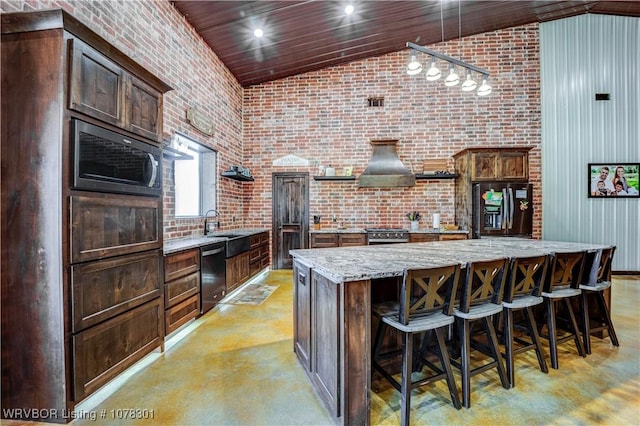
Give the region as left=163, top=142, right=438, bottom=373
left=358, top=139, right=415, bottom=188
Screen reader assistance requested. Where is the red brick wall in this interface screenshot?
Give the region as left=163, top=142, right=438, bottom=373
left=243, top=24, right=542, bottom=237
left=1, top=0, right=245, bottom=240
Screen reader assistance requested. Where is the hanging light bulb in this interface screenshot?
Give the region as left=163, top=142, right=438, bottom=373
left=461, top=70, right=477, bottom=92
left=425, top=57, right=442, bottom=81
left=444, top=64, right=460, bottom=87
left=477, top=77, right=492, bottom=96
left=406, top=50, right=422, bottom=75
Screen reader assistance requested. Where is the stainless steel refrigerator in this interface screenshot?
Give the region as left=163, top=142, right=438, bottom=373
left=472, top=182, right=533, bottom=238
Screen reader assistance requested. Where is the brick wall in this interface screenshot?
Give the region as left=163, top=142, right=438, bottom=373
left=1, top=1, right=542, bottom=239
left=1, top=0, right=245, bottom=240
left=243, top=24, right=542, bottom=237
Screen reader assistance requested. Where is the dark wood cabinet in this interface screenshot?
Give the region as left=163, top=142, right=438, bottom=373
left=71, top=250, right=162, bottom=332
left=293, top=260, right=312, bottom=371
left=409, top=233, right=439, bottom=243
left=72, top=298, right=163, bottom=401
left=455, top=147, right=530, bottom=182
left=70, top=194, right=162, bottom=263
left=439, top=233, right=468, bottom=241
left=454, top=147, right=532, bottom=235
left=226, top=251, right=250, bottom=293
left=227, top=232, right=270, bottom=293
left=310, top=232, right=367, bottom=248
left=164, top=249, right=200, bottom=335
left=69, top=38, right=163, bottom=142
left=338, top=233, right=367, bottom=247
left=1, top=10, right=171, bottom=416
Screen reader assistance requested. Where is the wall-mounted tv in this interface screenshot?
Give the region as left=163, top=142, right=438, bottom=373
left=588, top=163, right=639, bottom=198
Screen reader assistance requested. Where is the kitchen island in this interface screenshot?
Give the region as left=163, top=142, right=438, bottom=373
left=289, top=238, right=611, bottom=425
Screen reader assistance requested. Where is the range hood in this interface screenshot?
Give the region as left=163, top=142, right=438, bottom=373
left=358, top=139, right=415, bottom=188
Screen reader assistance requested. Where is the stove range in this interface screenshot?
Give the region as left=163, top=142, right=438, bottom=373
left=365, top=228, right=409, bottom=244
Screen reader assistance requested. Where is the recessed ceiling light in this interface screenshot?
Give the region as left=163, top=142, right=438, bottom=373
left=344, top=4, right=354, bottom=15
left=253, top=28, right=264, bottom=38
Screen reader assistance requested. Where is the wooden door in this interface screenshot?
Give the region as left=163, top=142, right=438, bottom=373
left=272, top=173, right=309, bottom=269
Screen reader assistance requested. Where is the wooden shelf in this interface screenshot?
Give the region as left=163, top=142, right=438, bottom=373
left=221, top=171, right=254, bottom=182
left=415, top=173, right=458, bottom=180
left=313, top=176, right=356, bottom=181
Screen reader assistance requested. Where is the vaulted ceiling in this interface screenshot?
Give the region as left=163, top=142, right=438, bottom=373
left=171, top=1, right=640, bottom=87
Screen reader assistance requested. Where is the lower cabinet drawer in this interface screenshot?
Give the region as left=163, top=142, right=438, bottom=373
left=164, top=271, right=199, bottom=308
left=71, top=250, right=162, bottom=333
left=165, top=294, right=199, bottom=336
left=73, top=298, right=163, bottom=401
left=439, top=233, right=467, bottom=241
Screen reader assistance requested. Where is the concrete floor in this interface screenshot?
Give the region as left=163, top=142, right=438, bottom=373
left=5, top=271, right=639, bottom=425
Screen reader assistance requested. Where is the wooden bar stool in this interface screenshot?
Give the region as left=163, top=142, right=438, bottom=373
left=579, top=246, right=619, bottom=354
left=372, top=265, right=462, bottom=426
left=451, top=258, right=509, bottom=408
left=499, top=254, right=550, bottom=388
left=540, top=251, right=587, bottom=369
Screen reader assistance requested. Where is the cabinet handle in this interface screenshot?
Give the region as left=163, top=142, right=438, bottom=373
left=298, top=272, right=306, bottom=286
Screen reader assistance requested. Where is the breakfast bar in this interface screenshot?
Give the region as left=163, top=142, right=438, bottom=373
left=289, top=238, right=611, bottom=425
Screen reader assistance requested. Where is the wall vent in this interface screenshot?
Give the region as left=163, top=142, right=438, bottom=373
left=367, top=97, right=384, bottom=107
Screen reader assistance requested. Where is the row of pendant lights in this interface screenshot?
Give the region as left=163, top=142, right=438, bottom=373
left=406, top=48, right=492, bottom=97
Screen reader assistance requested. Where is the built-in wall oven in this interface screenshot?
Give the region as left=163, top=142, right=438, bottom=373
left=71, top=119, right=162, bottom=196
left=366, top=228, right=409, bottom=244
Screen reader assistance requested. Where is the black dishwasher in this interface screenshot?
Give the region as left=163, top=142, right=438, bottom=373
left=200, top=242, right=226, bottom=314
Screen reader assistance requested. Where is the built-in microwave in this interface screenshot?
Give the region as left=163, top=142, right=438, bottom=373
left=72, top=119, right=162, bottom=197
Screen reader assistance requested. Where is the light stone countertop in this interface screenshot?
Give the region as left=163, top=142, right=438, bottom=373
left=290, top=238, right=611, bottom=283
left=163, top=228, right=269, bottom=255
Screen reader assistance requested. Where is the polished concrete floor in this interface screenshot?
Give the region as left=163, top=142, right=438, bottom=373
left=6, top=272, right=639, bottom=425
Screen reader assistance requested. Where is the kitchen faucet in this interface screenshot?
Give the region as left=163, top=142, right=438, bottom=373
left=204, top=209, right=221, bottom=235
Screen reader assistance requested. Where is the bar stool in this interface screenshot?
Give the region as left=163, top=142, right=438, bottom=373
left=372, top=265, right=462, bottom=426
left=451, top=258, right=509, bottom=408
left=499, top=254, right=549, bottom=388
left=579, top=246, right=619, bottom=354
left=540, top=251, right=587, bottom=369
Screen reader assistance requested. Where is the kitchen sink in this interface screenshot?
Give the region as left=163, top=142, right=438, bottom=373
left=205, top=232, right=251, bottom=257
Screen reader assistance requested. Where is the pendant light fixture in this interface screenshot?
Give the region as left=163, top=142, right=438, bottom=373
left=477, top=77, right=492, bottom=96
left=425, top=57, right=442, bottom=81
left=461, top=69, right=478, bottom=91
left=406, top=49, right=422, bottom=75
left=444, top=64, right=460, bottom=87
left=404, top=0, right=491, bottom=97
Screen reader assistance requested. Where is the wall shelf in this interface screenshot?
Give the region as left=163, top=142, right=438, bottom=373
left=415, top=173, right=458, bottom=180
left=313, top=176, right=356, bottom=181
left=221, top=171, right=254, bottom=182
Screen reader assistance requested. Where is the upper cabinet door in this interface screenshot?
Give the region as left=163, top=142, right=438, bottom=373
left=499, top=151, right=529, bottom=180
left=69, top=39, right=125, bottom=127
left=471, top=152, right=500, bottom=180
left=126, top=74, right=163, bottom=142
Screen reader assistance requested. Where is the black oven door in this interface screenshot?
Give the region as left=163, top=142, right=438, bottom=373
left=72, top=119, right=162, bottom=196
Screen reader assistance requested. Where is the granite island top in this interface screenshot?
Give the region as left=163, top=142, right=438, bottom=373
left=163, top=228, right=269, bottom=255
left=289, top=238, right=610, bottom=283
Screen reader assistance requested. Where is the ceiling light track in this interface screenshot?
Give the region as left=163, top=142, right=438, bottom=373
left=405, top=42, right=491, bottom=96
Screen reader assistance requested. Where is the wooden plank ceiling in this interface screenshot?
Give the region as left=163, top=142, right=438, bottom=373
left=171, top=1, right=640, bottom=87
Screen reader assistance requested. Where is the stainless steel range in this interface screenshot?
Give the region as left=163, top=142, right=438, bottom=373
left=365, top=228, right=409, bottom=244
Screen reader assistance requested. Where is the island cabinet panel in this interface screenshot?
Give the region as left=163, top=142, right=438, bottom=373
left=312, top=272, right=340, bottom=417
left=69, top=38, right=124, bottom=127
left=73, top=298, right=163, bottom=401
left=338, top=233, right=367, bottom=247
left=70, top=194, right=162, bottom=263
left=71, top=250, right=162, bottom=333
left=293, top=260, right=312, bottom=371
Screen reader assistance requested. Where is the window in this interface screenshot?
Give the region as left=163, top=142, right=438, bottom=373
left=172, top=133, right=216, bottom=217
